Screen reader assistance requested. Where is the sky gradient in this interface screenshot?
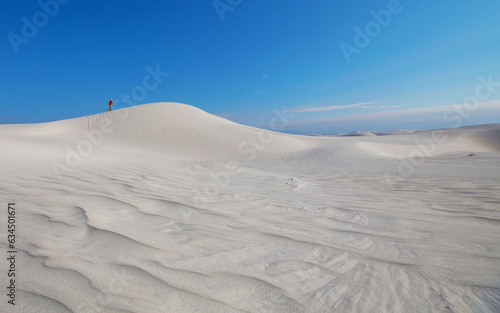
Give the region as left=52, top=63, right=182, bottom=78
left=1, top=0, right=499, bottom=134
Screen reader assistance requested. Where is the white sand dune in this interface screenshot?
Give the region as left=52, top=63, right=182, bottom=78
left=1, top=102, right=499, bottom=313
left=0, top=103, right=314, bottom=163
left=355, top=124, right=500, bottom=158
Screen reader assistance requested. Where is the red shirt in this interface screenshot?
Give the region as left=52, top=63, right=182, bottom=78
left=109, top=100, right=113, bottom=106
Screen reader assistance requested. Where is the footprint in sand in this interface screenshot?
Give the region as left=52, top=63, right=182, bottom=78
left=284, top=177, right=304, bottom=190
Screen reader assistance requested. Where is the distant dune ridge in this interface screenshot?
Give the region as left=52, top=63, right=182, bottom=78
left=1, top=102, right=499, bottom=163
left=355, top=123, right=500, bottom=158
left=0, top=103, right=499, bottom=312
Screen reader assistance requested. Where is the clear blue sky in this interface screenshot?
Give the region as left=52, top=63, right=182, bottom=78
left=1, top=0, right=499, bottom=133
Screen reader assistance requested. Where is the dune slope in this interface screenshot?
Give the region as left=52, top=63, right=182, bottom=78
left=0, top=102, right=315, bottom=162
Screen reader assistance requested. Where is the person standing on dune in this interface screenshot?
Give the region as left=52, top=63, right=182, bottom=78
left=108, top=99, right=113, bottom=111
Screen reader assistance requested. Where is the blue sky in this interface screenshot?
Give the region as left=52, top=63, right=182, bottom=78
left=1, top=0, right=499, bottom=133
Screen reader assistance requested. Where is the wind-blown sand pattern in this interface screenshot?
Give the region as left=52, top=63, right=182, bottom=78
left=1, top=103, right=499, bottom=312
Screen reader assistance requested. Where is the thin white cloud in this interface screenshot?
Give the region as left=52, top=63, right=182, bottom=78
left=291, top=101, right=384, bottom=113
left=379, top=105, right=402, bottom=109
left=289, top=100, right=500, bottom=126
